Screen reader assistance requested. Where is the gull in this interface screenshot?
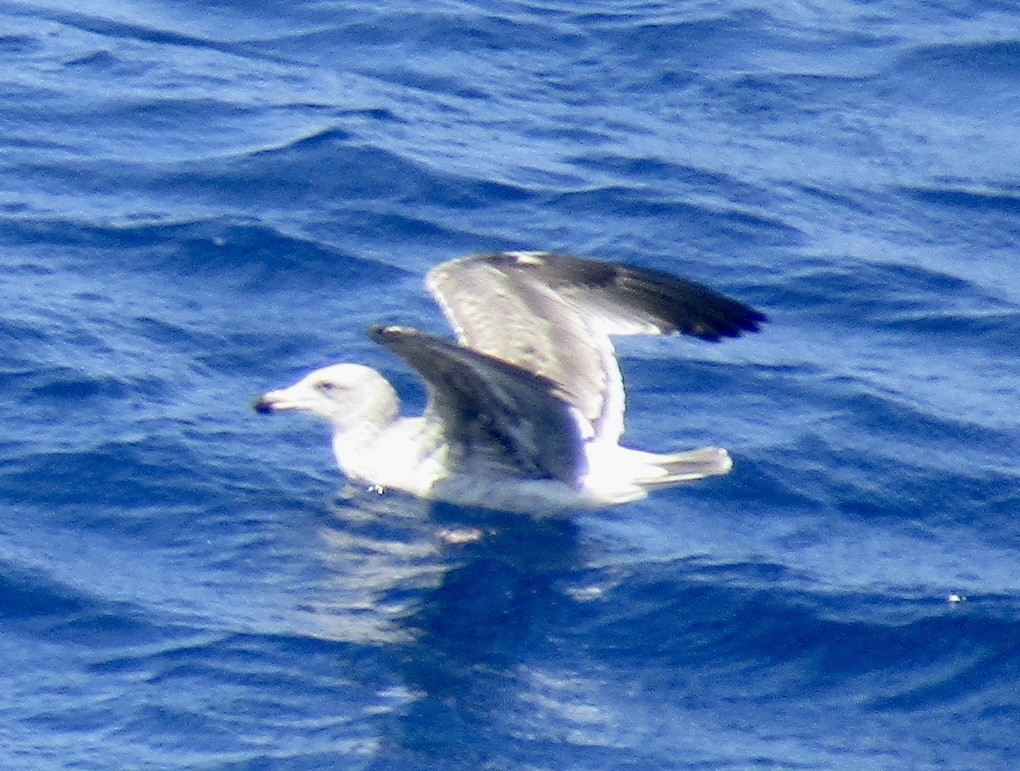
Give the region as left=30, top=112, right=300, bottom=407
left=255, top=252, right=766, bottom=514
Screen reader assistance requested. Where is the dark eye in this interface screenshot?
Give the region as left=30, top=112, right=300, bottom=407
left=315, top=381, right=342, bottom=393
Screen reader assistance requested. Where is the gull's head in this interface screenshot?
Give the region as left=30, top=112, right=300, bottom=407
left=254, top=364, right=398, bottom=429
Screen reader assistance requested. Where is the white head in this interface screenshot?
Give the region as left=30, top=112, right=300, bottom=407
left=254, top=364, right=399, bottom=430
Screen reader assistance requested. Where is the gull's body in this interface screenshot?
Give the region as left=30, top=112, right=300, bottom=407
left=256, top=252, right=766, bottom=515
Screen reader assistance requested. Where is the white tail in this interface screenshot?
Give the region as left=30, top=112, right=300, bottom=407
left=633, top=447, right=733, bottom=488
left=584, top=444, right=734, bottom=506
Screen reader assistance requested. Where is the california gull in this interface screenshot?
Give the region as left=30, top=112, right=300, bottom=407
left=255, top=252, right=766, bottom=514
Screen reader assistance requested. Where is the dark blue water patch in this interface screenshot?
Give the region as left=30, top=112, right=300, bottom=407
left=73, top=97, right=277, bottom=145
left=152, top=134, right=537, bottom=215
left=13, top=3, right=290, bottom=67
left=322, top=210, right=495, bottom=257
left=867, top=627, right=1020, bottom=712
left=3, top=355, right=176, bottom=436
left=0, top=563, right=89, bottom=625
left=403, top=9, right=574, bottom=54
left=704, top=71, right=875, bottom=128
left=52, top=53, right=171, bottom=104
left=671, top=382, right=1014, bottom=536
left=791, top=181, right=886, bottom=219
left=11, top=365, right=133, bottom=403
left=364, top=518, right=609, bottom=769
left=885, top=39, right=1020, bottom=116
left=791, top=432, right=1012, bottom=528
left=775, top=257, right=990, bottom=327
left=0, top=215, right=200, bottom=254
left=0, top=560, right=157, bottom=647
left=0, top=33, right=39, bottom=54
left=569, top=152, right=777, bottom=211
left=557, top=561, right=1020, bottom=713
left=82, top=630, right=404, bottom=766
left=0, top=216, right=405, bottom=294
left=381, top=511, right=579, bottom=651
left=578, top=8, right=775, bottom=71
left=0, top=313, right=53, bottom=350
left=357, top=533, right=1020, bottom=767
left=248, top=126, right=354, bottom=156
left=897, top=40, right=1020, bottom=80
left=906, top=186, right=1020, bottom=216
left=130, top=313, right=228, bottom=354
left=175, top=221, right=407, bottom=290
left=621, top=355, right=775, bottom=448
left=492, top=117, right=615, bottom=150
left=3, top=435, right=219, bottom=517
left=63, top=49, right=119, bottom=69
left=244, top=21, right=397, bottom=66
left=4, top=367, right=153, bottom=445
left=899, top=185, right=1020, bottom=251
left=696, top=453, right=835, bottom=522
left=831, top=384, right=1014, bottom=457
left=255, top=5, right=589, bottom=70
left=333, top=105, right=405, bottom=125
left=881, top=308, right=1020, bottom=360
left=370, top=68, right=493, bottom=102
left=32, top=7, right=214, bottom=48
left=737, top=377, right=1019, bottom=524
left=548, top=186, right=802, bottom=249
left=97, top=629, right=390, bottom=693
left=374, top=711, right=673, bottom=771
left=195, top=328, right=337, bottom=376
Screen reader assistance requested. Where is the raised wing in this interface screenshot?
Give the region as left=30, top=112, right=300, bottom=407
left=426, top=252, right=766, bottom=443
left=368, top=325, right=586, bottom=485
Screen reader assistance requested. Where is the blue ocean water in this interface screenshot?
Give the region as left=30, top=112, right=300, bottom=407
left=2, top=0, right=1019, bottom=767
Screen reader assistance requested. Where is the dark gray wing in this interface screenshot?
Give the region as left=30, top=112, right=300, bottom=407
left=427, top=251, right=766, bottom=443
left=368, top=325, right=586, bottom=485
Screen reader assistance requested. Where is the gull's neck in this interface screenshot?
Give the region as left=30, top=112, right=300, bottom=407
left=328, top=381, right=402, bottom=483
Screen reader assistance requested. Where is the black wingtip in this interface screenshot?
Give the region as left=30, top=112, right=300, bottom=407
left=675, top=301, right=768, bottom=342
left=480, top=251, right=769, bottom=344
left=740, top=306, right=770, bottom=334
left=747, top=306, right=769, bottom=327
